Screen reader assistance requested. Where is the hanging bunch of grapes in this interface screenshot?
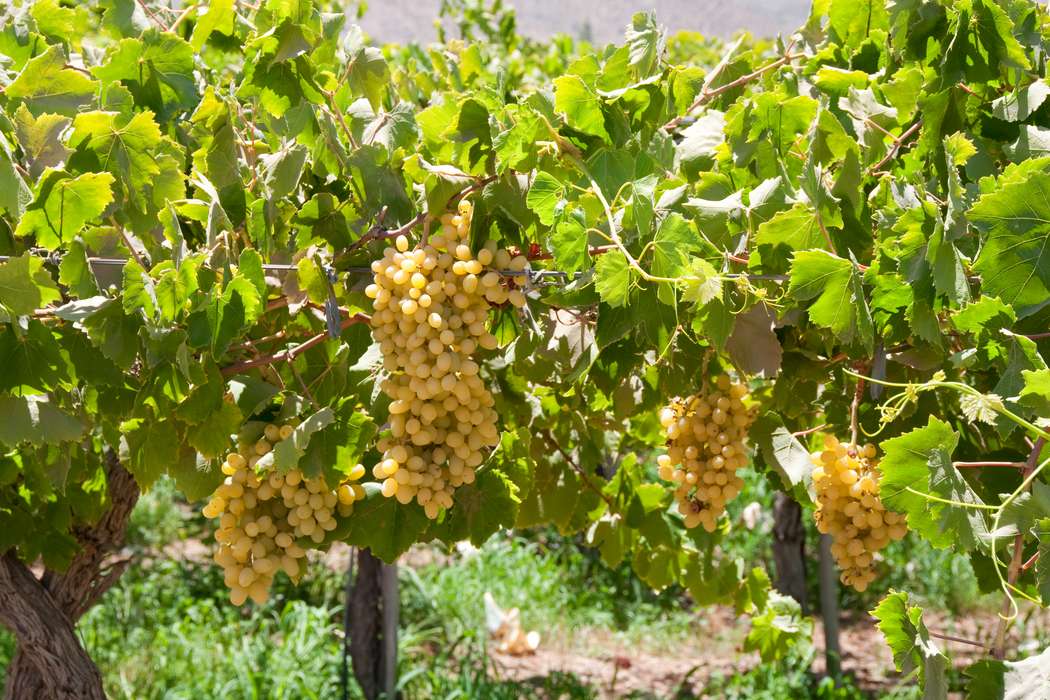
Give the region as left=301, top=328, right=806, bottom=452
left=657, top=374, right=756, bottom=531
left=812, top=436, right=908, bottom=592
left=202, top=422, right=367, bottom=605
left=365, top=199, right=528, bottom=518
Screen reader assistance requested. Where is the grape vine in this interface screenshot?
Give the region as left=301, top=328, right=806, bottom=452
left=0, top=0, right=1048, bottom=696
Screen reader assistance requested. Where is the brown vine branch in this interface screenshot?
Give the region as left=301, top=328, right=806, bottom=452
left=134, top=0, right=166, bottom=27
left=1021, top=551, right=1039, bottom=572
left=521, top=244, right=618, bottom=261
left=221, top=313, right=370, bottom=376
left=953, top=461, right=1026, bottom=469
left=540, top=430, right=614, bottom=509
left=791, top=424, right=827, bottom=438
left=868, top=119, right=923, bottom=175
left=927, top=630, right=986, bottom=649
left=663, top=51, right=802, bottom=131
left=342, top=211, right=425, bottom=258
left=167, top=3, right=200, bottom=32
left=992, top=436, right=1046, bottom=660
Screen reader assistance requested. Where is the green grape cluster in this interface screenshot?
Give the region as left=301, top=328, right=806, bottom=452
left=657, top=375, right=755, bottom=531
left=365, top=199, right=527, bottom=519
left=202, top=422, right=366, bottom=606
left=812, top=435, right=908, bottom=592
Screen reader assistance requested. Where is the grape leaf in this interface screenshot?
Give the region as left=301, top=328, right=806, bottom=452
left=12, top=105, right=72, bottom=178
left=788, top=250, right=873, bottom=348
left=186, top=402, right=242, bottom=459
left=751, top=204, right=826, bottom=275
left=992, top=80, right=1050, bottom=123
left=190, top=0, right=235, bottom=50
left=272, top=408, right=335, bottom=472
left=0, top=254, right=60, bottom=317
left=744, top=591, right=812, bottom=663
left=336, top=483, right=430, bottom=561
left=554, top=75, right=610, bottom=142
left=549, top=217, right=590, bottom=273
left=752, top=414, right=813, bottom=491
left=971, top=171, right=1050, bottom=316
left=0, top=396, right=84, bottom=447
left=14, top=170, right=116, bottom=249
left=879, top=417, right=961, bottom=550
left=526, top=171, right=564, bottom=226
left=872, top=591, right=949, bottom=698
left=5, top=44, right=98, bottom=116
left=92, top=29, right=199, bottom=117
left=343, top=25, right=390, bottom=110
left=594, top=250, right=636, bottom=308
left=725, top=304, right=782, bottom=378
left=0, top=321, right=69, bottom=393
left=69, top=110, right=166, bottom=212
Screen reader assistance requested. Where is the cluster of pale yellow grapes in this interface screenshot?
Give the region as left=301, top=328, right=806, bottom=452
left=202, top=422, right=367, bottom=606
left=364, top=199, right=528, bottom=519
left=812, top=436, right=908, bottom=592
left=657, top=375, right=755, bottom=532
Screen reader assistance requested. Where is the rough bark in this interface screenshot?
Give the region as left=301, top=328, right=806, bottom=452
left=350, top=548, right=384, bottom=700
left=0, top=554, right=105, bottom=700
left=1, top=451, right=139, bottom=700
left=771, top=491, right=808, bottom=613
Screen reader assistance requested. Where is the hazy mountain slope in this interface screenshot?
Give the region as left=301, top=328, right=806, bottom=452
left=359, top=0, right=810, bottom=44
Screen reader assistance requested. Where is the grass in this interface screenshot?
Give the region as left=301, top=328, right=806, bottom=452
left=0, top=472, right=1002, bottom=699
left=402, top=531, right=700, bottom=655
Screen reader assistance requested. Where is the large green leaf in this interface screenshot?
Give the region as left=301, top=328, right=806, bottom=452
left=872, top=591, right=949, bottom=699
left=554, top=75, right=610, bottom=142
left=0, top=396, right=84, bottom=447
left=6, top=44, right=98, bottom=116
left=788, top=250, right=873, bottom=348
left=69, top=110, right=167, bottom=212
left=0, top=254, right=61, bottom=317
left=14, top=170, right=115, bottom=249
left=971, top=171, right=1050, bottom=316
left=92, top=29, right=200, bottom=117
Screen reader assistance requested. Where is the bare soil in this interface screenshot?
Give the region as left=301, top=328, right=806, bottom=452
left=489, top=605, right=1050, bottom=698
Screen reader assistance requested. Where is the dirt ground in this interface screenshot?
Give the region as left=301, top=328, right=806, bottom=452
left=489, top=605, right=1050, bottom=698
left=161, top=540, right=1049, bottom=697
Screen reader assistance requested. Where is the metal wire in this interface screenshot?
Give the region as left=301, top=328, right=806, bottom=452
left=0, top=255, right=788, bottom=285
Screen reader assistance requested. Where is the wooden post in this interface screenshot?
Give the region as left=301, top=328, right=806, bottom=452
left=350, top=549, right=383, bottom=700
left=381, top=563, right=399, bottom=699
left=818, top=533, right=841, bottom=678
left=772, top=492, right=808, bottom=613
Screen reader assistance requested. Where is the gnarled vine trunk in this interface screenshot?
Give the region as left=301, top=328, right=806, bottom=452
left=0, top=451, right=138, bottom=700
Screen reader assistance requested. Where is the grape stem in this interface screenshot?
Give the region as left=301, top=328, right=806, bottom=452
left=992, top=437, right=1046, bottom=660
left=952, top=461, right=1025, bottom=469
left=1021, top=552, right=1040, bottom=572
left=927, top=630, right=986, bottom=649
left=848, top=371, right=865, bottom=449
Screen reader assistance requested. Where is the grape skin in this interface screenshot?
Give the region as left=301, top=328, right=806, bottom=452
left=365, top=199, right=527, bottom=519
left=812, top=435, right=908, bottom=592
left=202, top=422, right=366, bottom=606
left=657, top=375, right=755, bottom=532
